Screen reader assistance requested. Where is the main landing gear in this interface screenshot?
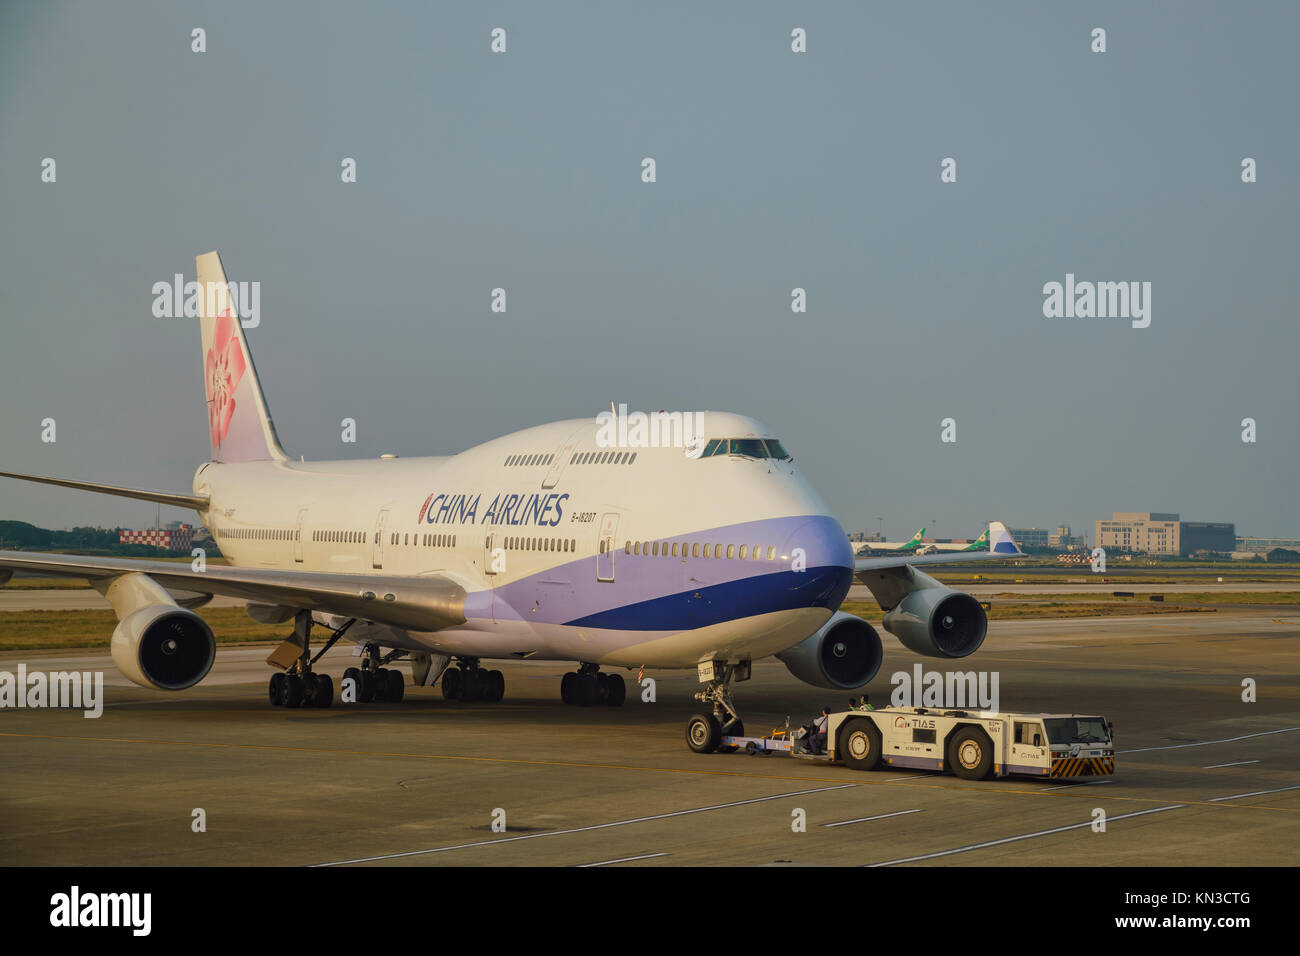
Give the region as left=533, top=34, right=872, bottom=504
left=268, top=611, right=350, bottom=709
left=560, top=662, right=626, bottom=707
left=686, top=661, right=750, bottom=753
left=441, top=657, right=505, bottom=702
left=343, top=643, right=408, bottom=703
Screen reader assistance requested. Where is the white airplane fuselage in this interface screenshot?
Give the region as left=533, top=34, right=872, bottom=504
left=196, top=411, right=856, bottom=670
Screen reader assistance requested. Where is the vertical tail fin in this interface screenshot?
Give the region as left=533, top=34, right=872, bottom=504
left=196, top=251, right=287, bottom=463
left=988, top=522, right=1022, bottom=555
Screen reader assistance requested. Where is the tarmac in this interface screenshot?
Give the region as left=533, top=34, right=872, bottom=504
left=1, top=600, right=1297, bottom=866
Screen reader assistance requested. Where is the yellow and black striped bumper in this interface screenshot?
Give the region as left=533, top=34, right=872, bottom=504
left=1050, top=755, right=1115, bottom=778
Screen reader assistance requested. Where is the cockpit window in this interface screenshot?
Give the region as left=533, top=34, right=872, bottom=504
left=696, top=438, right=792, bottom=460
left=763, top=439, right=791, bottom=460
left=729, top=439, right=767, bottom=459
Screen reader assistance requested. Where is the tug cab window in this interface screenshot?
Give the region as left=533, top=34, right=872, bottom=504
left=1015, top=721, right=1045, bottom=747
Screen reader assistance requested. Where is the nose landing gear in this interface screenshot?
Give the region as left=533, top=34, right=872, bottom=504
left=686, top=660, right=749, bottom=753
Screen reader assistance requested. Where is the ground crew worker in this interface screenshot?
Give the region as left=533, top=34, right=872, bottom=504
left=811, top=706, right=831, bottom=754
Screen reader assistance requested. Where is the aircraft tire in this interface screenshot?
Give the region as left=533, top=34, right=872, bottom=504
left=313, top=672, right=334, bottom=708
left=606, top=674, right=626, bottom=707
left=268, top=672, right=285, bottom=706
left=385, top=668, right=404, bottom=702
left=281, top=674, right=305, bottom=708
left=441, top=667, right=462, bottom=701
left=358, top=669, right=376, bottom=703
left=686, top=713, right=722, bottom=754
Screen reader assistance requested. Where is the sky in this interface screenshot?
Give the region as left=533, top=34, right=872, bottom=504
left=1, top=1, right=1297, bottom=542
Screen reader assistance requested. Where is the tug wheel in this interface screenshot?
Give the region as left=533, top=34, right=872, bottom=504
left=839, top=718, right=882, bottom=771
left=949, top=727, right=994, bottom=780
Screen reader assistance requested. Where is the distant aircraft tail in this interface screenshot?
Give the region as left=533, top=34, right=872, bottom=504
left=988, top=522, right=1022, bottom=555
left=962, top=528, right=990, bottom=551
left=196, top=251, right=287, bottom=463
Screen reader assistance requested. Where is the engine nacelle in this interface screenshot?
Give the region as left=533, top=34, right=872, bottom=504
left=882, top=587, right=986, bottom=658
left=111, top=605, right=216, bottom=690
left=776, top=612, right=883, bottom=690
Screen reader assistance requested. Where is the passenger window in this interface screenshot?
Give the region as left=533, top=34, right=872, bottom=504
left=739, top=545, right=748, bottom=559
left=628, top=452, right=636, bottom=464
left=633, top=542, right=640, bottom=555
left=692, top=543, right=700, bottom=558
left=752, top=544, right=761, bottom=559
left=671, top=542, right=679, bottom=557
left=726, top=544, right=735, bottom=559
left=714, top=544, right=723, bottom=558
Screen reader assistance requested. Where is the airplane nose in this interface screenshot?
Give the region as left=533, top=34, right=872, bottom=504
left=781, top=516, right=855, bottom=611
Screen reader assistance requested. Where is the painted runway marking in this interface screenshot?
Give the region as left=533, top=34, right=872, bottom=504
left=823, top=808, right=923, bottom=828
left=865, top=805, right=1184, bottom=866
left=1203, top=760, right=1261, bottom=769
left=1209, top=785, right=1300, bottom=803
left=576, top=852, right=668, bottom=867
left=1119, top=726, right=1300, bottom=754
left=1041, top=780, right=1113, bottom=792
left=313, top=783, right=856, bottom=866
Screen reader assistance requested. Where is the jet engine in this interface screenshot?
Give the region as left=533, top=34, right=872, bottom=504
left=111, top=605, right=216, bottom=690
left=881, top=587, right=987, bottom=658
left=776, top=612, right=883, bottom=690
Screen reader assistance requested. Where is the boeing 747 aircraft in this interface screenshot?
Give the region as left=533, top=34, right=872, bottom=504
left=0, top=253, right=1022, bottom=740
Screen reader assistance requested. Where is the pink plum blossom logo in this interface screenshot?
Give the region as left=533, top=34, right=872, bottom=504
left=205, top=310, right=246, bottom=447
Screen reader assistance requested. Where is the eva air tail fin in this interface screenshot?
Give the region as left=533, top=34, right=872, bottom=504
left=196, top=251, right=288, bottom=463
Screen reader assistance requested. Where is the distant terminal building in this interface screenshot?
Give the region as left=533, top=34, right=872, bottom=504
left=1049, top=524, right=1086, bottom=550
left=1009, top=527, right=1050, bottom=549
left=1235, top=536, right=1300, bottom=557
left=119, top=523, right=194, bottom=551
left=1094, top=512, right=1235, bottom=556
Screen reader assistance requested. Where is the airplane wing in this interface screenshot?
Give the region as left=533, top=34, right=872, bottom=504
left=853, top=522, right=1022, bottom=610
left=0, top=550, right=467, bottom=631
